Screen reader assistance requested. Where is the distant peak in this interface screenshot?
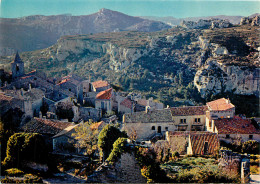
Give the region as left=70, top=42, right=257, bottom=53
left=99, top=8, right=111, bottom=13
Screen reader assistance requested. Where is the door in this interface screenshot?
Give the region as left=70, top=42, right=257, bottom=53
left=158, top=126, right=161, bottom=133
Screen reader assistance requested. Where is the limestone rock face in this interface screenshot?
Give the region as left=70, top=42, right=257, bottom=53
left=194, top=60, right=260, bottom=97
left=181, top=19, right=232, bottom=29
left=240, top=15, right=260, bottom=26
left=54, top=37, right=149, bottom=71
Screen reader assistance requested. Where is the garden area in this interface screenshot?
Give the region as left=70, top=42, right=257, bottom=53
left=161, top=156, right=240, bottom=183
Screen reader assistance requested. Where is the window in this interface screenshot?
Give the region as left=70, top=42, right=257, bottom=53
left=226, top=134, right=230, bottom=139
left=158, top=126, right=161, bottom=133
left=249, top=135, right=253, bottom=139
left=69, top=88, right=71, bottom=91
left=151, top=126, right=155, bottom=130
left=165, top=127, right=168, bottom=131
left=204, top=142, right=209, bottom=155
left=195, top=118, right=197, bottom=123
left=198, top=118, right=200, bottom=123
left=180, top=119, right=186, bottom=124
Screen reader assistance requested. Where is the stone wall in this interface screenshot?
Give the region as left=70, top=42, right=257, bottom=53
left=87, top=152, right=146, bottom=183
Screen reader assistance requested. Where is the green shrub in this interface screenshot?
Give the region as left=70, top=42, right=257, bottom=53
left=107, top=138, right=128, bottom=163
left=2, top=133, right=47, bottom=168
left=98, top=125, right=127, bottom=160
left=24, top=174, right=43, bottom=183
left=242, top=140, right=259, bottom=154
left=5, top=168, right=24, bottom=176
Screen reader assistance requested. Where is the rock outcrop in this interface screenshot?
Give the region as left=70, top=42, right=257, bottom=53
left=240, top=15, right=260, bottom=26
left=194, top=60, right=260, bottom=97
left=181, top=19, right=232, bottom=29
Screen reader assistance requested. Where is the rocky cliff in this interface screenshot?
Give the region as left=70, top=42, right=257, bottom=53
left=181, top=19, right=232, bottom=29
left=194, top=60, right=260, bottom=97
left=1, top=22, right=259, bottom=102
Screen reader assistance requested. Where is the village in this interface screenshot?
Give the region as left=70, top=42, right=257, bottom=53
left=0, top=53, right=259, bottom=183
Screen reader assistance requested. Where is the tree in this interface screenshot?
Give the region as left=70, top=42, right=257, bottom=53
left=72, top=121, right=99, bottom=156
left=98, top=125, right=127, bottom=161
left=2, top=133, right=47, bottom=169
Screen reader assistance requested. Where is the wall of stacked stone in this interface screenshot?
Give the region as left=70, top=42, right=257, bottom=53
left=114, top=152, right=146, bottom=183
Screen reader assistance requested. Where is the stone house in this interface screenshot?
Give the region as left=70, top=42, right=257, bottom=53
left=208, top=116, right=260, bottom=143
left=119, top=98, right=133, bottom=114
left=22, top=117, right=74, bottom=149
left=170, top=106, right=208, bottom=131
left=205, top=98, right=235, bottom=131
left=79, top=106, right=100, bottom=122
left=3, top=87, right=45, bottom=117
left=91, top=80, right=110, bottom=92
left=123, top=108, right=174, bottom=140
left=57, top=74, right=87, bottom=104
left=187, top=132, right=219, bottom=156
left=52, top=124, right=79, bottom=153
left=95, top=88, right=114, bottom=114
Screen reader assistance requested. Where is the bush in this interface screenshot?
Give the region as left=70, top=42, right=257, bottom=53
left=23, top=174, right=43, bottom=183
left=242, top=140, right=259, bottom=154
left=98, top=125, right=127, bottom=160
left=5, top=168, right=24, bottom=176
left=107, top=138, right=128, bottom=163
left=2, top=133, right=47, bottom=168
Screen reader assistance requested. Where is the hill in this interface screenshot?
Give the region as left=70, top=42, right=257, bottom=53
left=0, top=8, right=170, bottom=56
left=0, top=19, right=259, bottom=116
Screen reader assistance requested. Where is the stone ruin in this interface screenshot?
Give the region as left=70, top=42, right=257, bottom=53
left=218, top=150, right=250, bottom=183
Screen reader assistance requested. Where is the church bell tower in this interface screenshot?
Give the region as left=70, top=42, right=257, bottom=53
left=11, top=52, right=25, bottom=79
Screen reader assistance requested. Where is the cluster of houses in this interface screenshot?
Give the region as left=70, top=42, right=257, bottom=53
left=123, top=97, right=260, bottom=156
left=0, top=53, right=259, bottom=156
left=0, top=53, right=163, bottom=153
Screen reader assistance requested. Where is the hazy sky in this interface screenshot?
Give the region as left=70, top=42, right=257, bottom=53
left=0, top=0, right=259, bottom=18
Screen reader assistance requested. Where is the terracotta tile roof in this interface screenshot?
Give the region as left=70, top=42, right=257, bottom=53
left=171, top=106, right=208, bottom=116
left=90, top=121, right=105, bottom=130
left=120, top=98, right=132, bottom=109
left=22, top=117, right=74, bottom=135
left=0, top=93, right=13, bottom=101
left=96, top=88, right=113, bottom=100
left=189, top=133, right=219, bottom=155
left=57, top=78, right=70, bottom=85
left=124, top=108, right=173, bottom=123
left=214, top=116, right=259, bottom=134
left=92, top=80, right=109, bottom=89
left=137, top=99, right=148, bottom=106
left=207, top=98, right=235, bottom=111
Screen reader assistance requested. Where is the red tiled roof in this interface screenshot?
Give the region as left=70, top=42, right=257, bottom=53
left=207, top=98, right=234, bottom=111
left=171, top=106, right=208, bottom=116
left=0, top=93, right=13, bottom=101
left=190, top=133, right=219, bottom=155
left=57, top=78, right=70, bottom=85
left=96, top=88, right=113, bottom=100
left=120, top=98, right=132, bottom=109
left=22, top=117, right=74, bottom=135
left=92, top=80, right=109, bottom=89
left=214, top=116, right=259, bottom=134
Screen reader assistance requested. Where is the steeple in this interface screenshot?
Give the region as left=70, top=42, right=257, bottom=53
left=14, top=51, right=23, bottom=63
left=11, top=51, right=25, bottom=79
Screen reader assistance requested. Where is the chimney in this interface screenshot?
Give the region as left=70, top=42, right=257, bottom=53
left=21, top=88, right=24, bottom=96
left=29, top=84, right=32, bottom=91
